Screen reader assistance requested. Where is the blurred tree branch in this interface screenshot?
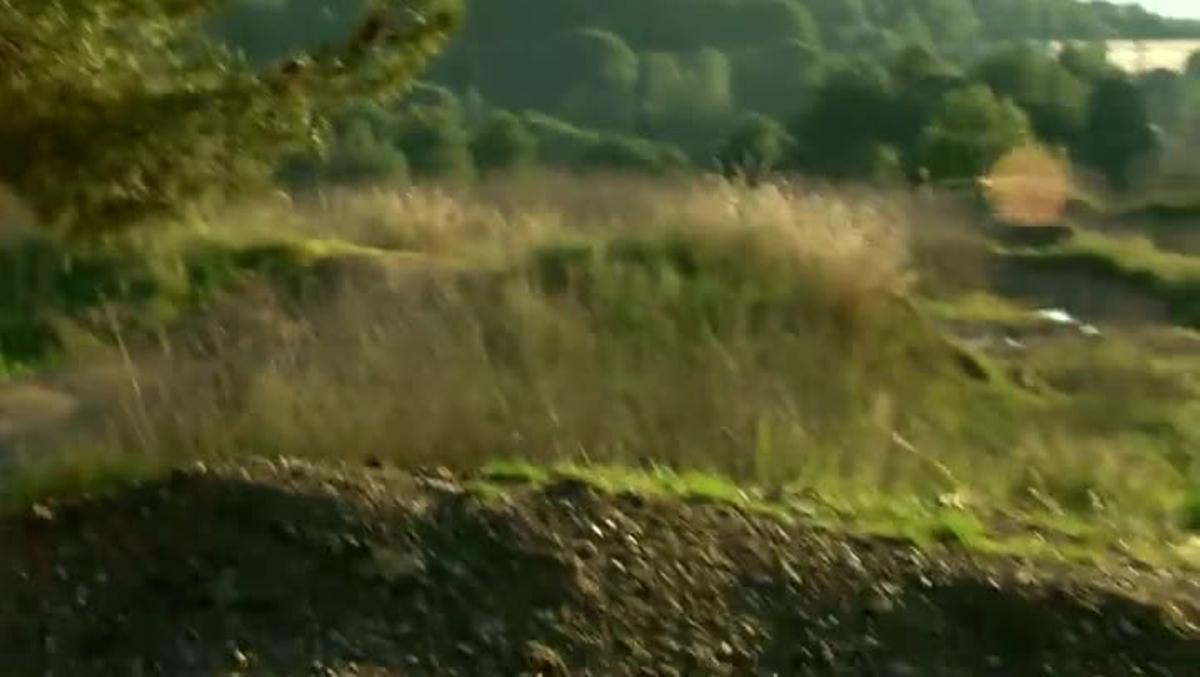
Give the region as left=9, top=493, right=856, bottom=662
left=0, top=0, right=461, bottom=236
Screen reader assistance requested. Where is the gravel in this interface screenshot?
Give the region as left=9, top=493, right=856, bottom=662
left=2, top=458, right=1198, bottom=676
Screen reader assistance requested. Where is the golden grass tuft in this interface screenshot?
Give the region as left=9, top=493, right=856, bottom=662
left=4, top=175, right=1196, bottom=539
left=982, top=145, right=1072, bottom=226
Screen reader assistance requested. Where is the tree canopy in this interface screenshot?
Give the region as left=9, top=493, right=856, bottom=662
left=973, top=46, right=1089, bottom=145
left=3, top=0, right=1195, bottom=244
left=919, top=85, right=1034, bottom=180
left=0, top=0, right=460, bottom=235
left=1078, top=76, right=1159, bottom=188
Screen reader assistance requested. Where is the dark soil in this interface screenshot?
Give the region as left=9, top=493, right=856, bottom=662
left=2, top=459, right=1199, bottom=676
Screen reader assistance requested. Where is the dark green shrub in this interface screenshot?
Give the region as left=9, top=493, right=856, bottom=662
left=520, top=113, right=602, bottom=166
left=397, top=110, right=475, bottom=181
left=732, top=40, right=826, bottom=117
left=918, top=85, right=1033, bottom=181
left=3, top=0, right=459, bottom=235
left=472, top=112, right=539, bottom=174
left=716, top=113, right=794, bottom=181
left=576, top=137, right=688, bottom=174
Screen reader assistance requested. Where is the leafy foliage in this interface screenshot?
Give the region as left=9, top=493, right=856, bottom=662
left=717, top=113, right=794, bottom=181
left=577, top=137, right=688, bottom=174
left=1078, top=77, right=1159, bottom=189
left=973, top=46, right=1089, bottom=146
left=201, top=0, right=1200, bottom=189
left=471, top=111, right=539, bottom=174
left=0, top=0, right=461, bottom=235
left=731, top=40, right=827, bottom=117
left=397, top=108, right=475, bottom=180
left=919, top=86, right=1033, bottom=180
left=323, top=119, right=411, bottom=184
left=789, top=60, right=898, bottom=178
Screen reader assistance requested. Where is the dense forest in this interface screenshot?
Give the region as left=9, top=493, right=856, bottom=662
left=206, top=0, right=1200, bottom=190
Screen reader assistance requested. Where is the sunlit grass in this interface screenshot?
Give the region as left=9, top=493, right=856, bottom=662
left=921, top=291, right=1037, bottom=327
left=0, top=450, right=163, bottom=514
left=1003, top=228, right=1200, bottom=326
left=1, top=176, right=1198, bottom=562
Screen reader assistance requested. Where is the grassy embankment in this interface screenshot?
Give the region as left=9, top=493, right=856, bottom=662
left=2, top=176, right=1199, bottom=564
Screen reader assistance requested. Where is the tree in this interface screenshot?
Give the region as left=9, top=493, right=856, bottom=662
left=471, top=111, right=539, bottom=173
left=890, top=45, right=960, bottom=85
left=836, top=25, right=903, bottom=59
left=893, top=10, right=934, bottom=47
left=1187, top=50, right=1200, bottom=79
left=405, top=82, right=464, bottom=120
left=1140, top=68, right=1186, bottom=130
left=869, top=143, right=907, bottom=185
left=0, top=0, right=460, bottom=236
left=973, top=46, right=1089, bottom=146
left=807, top=0, right=870, bottom=41
left=636, top=48, right=735, bottom=154
left=918, top=85, right=1033, bottom=180
left=1155, top=76, right=1200, bottom=177
left=281, top=101, right=412, bottom=185
left=730, top=0, right=822, bottom=49
left=1062, top=3, right=1116, bottom=40
left=1076, top=77, right=1158, bottom=189
left=910, top=0, right=980, bottom=47
left=397, top=109, right=475, bottom=180
left=887, top=46, right=964, bottom=168
left=321, top=118, right=410, bottom=184
left=540, top=29, right=640, bottom=130
left=1059, top=42, right=1117, bottom=82
left=551, top=28, right=640, bottom=92
left=209, top=0, right=367, bottom=65
left=973, top=0, right=1043, bottom=41
left=577, top=137, right=688, bottom=174
left=716, top=113, right=794, bottom=181
left=520, top=112, right=603, bottom=166
left=732, top=40, right=826, bottom=117
left=790, top=60, right=900, bottom=178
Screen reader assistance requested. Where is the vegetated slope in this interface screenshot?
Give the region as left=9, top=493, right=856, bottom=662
left=4, top=180, right=1200, bottom=550
left=2, top=459, right=1198, bottom=676
left=993, top=228, right=1200, bottom=327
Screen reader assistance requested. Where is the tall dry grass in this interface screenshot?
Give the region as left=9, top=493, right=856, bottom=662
left=5, top=176, right=1194, bottom=528
left=80, top=178, right=930, bottom=475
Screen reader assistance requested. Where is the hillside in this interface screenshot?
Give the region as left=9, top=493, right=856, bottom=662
left=208, top=0, right=1200, bottom=192
left=3, top=458, right=1198, bottom=675
left=6, top=2, right=1200, bottom=671
left=4, top=176, right=1200, bottom=552
left=3, top=175, right=1200, bottom=674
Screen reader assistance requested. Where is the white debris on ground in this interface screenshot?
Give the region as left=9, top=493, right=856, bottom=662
left=954, top=307, right=1103, bottom=355
left=1034, top=308, right=1075, bottom=325
left=1002, top=336, right=1026, bottom=351
left=1034, top=308, right=1102, bottom=338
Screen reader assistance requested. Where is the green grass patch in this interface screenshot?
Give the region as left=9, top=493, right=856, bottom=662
left=921, top=292, right=1037, bottom=328
left=479, top=459, right=553, bottom=485
left=0, top=452, right=165, bottom=515
left=474, top=461, right=1196, bottom=568
left=5, top=450, right=1192, bottom=570
left=807, top=492, right=987, bottom=548
left=480, top=460, right=787, bottom=518
left=0, top=232, right=395, bottom=370
left=1002, top=230, right=1200, bottom=327
left=2, top=181, right=1196, bottom=575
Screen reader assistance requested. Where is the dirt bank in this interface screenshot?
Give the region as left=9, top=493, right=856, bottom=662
left=2, top=459, right=1198, bottom=676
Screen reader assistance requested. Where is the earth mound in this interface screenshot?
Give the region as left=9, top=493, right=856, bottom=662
left=2, top=459, right=1198, bottom=676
